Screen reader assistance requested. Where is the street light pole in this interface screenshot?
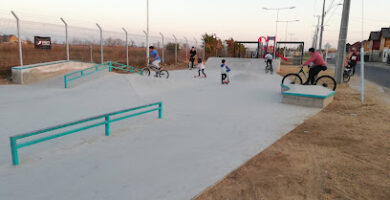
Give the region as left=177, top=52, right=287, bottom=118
left=146, top=0, right=150, bottom=66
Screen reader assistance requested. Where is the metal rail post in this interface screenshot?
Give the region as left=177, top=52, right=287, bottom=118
left=96, top=24, right=103, bottom=64
left=143, top=30, right=148, bottom=66
left=184, top=36, right=188, bottom=60
left=11, top=11, right=23, bottom=66
left=159, top=32, right=165, bottom=63
left=122, top=28, right=129, bottom=66
left=173, top=34, right=177, bottom=64
left=60, top=18, right=69, bottom=61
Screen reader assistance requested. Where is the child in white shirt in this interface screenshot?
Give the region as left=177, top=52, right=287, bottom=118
left=196, top=58, right=207, bottom=78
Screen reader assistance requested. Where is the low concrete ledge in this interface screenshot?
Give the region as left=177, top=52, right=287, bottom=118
left=12, top=60, right=95, bottom=84
left=281, top=84, right=335, bottom=108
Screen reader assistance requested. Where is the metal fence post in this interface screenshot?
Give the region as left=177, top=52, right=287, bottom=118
left=143, top=30, right=149, bottom=67
left=90, top=44, right=93, bottom=63
left=203, top=43, right=206, bottom=60
left=60, top=18, right=69, bottom=61
left=122, top=28, right=128, bottom=66
left=105, top=115, right=110, bottom=136
left=184, top=36, right=188, bottom=60
left=159, top=32, right=165, bottom=63
left=173, top=34, right=177, bottom=64
left=11, top=11, right=23, bottom=66
left=10, top=137, right=19, bottom=166
left=194, top=38, right=198, bottom=54
left=96, top=23, right=103, bottom=64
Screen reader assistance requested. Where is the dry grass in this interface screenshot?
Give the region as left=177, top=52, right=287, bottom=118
left=194, top=66, right=390, bottom=200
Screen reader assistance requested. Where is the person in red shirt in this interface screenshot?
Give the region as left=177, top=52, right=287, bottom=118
left=301, top=48, right=327, bottom=85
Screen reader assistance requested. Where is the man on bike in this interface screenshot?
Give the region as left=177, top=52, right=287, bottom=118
left=189, top=47, right=197, bottom=69
left=265, top=52, right=273, bottom=73
left=149, top=46, right=161, bottom=75
left=301, top=48, right=327, bottom=85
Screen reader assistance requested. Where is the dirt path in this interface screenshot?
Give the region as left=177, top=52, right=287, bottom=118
left=194, top=66, right=390, bottom=200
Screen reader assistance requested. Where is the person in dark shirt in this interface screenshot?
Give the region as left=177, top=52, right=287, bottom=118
left=189, top=47, right=197, bottom=69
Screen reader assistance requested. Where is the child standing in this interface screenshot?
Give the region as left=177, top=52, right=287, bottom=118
left=196, top=58, right=207, bottom=78
left=220, top=59, right=230, bottom=84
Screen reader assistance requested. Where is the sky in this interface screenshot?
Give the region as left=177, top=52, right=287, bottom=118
left=0, top=0, right=389, bottom=48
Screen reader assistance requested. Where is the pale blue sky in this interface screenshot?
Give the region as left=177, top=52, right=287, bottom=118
left=0, top=0, right=389, bottom=47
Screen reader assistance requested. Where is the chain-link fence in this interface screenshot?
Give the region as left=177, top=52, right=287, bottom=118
left=0, top=11, right=203, bottom=78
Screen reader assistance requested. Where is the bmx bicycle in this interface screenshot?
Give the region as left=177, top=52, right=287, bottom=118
left=281, top=65, right=337, bottom=91
left=343, top=64, right=353, bottom=83
left=265, top=60, right=273, bottom=74
left=141, top=63, right=169, bottom=79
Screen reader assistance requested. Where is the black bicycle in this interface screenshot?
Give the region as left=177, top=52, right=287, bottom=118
left=141, top=63, right=169, bottom=79
left=265, top=60, right=273, bottom=74
left=343, top=64, right=353, bottom=83
left=281, top=66, right=337, bottom=91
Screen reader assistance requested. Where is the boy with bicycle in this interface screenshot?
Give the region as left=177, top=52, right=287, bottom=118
left=301, top=48, right=327, bottom=85
left=149, top=46, right=161, bottom=71
left=265, top=53, right=273, bottom=73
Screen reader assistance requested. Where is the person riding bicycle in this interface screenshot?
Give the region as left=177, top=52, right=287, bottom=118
left=301, top=48, right=327, bottom=85
left=265, top=52, right=273, bottom=73
left=189, top=47, right=197, bottom=69
left=149, top=46, right=161, bottom=74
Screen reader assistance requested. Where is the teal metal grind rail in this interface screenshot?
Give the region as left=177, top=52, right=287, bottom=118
left=64, top=61, right=143, bottom=88
left=10, top=102, right=162, bottom=166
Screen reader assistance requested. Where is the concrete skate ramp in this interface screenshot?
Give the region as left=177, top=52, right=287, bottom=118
left=12, top=60, right=95, bottom=84
left=281, top=84, right=335, bottom=108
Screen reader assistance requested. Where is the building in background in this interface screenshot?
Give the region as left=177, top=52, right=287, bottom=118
left=0, top=34, right=18, bottom=43
left=368, top=27, right=390, bottom=62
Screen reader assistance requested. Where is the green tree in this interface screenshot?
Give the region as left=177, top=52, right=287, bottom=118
left=202, top=33, right=223, bottom=58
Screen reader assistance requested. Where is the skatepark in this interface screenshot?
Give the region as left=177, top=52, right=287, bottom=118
left=0, top=57, right=325, bottom=199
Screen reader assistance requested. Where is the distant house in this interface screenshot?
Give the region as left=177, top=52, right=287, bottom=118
left=1, top=34, right=18, bottom=43
left=368, top=27, right=390, bottom=62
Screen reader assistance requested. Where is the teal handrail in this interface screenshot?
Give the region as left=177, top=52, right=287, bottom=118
left=64, top=61, right=143, bottom=88
left=10, top=102, right=162, bottom=166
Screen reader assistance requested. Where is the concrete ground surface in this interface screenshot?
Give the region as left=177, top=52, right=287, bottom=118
left=194, top=66, right=390, bottom=200
left=0, top=58, right=320, bottom=200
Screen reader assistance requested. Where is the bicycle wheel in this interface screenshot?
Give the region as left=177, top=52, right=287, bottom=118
left=159, top=70, right=169, bottom=79
left=343, top=71, right=351, bottom=83
left=315, top=75, right=337, bottom=91
left=265, top=65, right=269, bottom=73
left=141, top=67, right=151, bottom=76
left=282, top=73, right=303, bottom=85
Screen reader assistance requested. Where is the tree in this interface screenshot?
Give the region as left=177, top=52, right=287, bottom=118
left=225, top=37, right=245, bottom=57
left=202, top=33, right=223, bottom=57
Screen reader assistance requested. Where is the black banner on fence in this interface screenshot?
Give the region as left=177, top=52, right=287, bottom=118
left=34, top=36, right=51, bottom=49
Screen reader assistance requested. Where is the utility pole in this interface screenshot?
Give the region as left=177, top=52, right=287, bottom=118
left=335, top=0, right=351, bottom=84
left=313, top=15, right=321, bottom=49
left=318, top=0, right=326, bottom=54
